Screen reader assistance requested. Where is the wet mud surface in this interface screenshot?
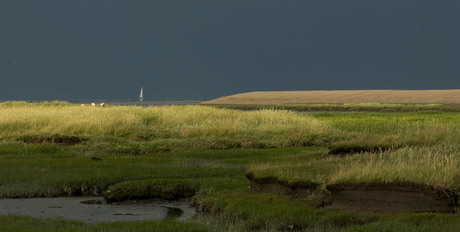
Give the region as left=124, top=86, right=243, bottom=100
left=247, top=173, right=457, bottom=214
left=0, top=197, right=196, bottom=224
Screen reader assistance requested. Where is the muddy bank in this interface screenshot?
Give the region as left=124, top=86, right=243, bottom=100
left=246, top=173, right=458, bottom=213
left=324, top=145, right=400, bottom=159
left=245, top=173, right=324, bottom=206
left=0, top=197, right=196, bottom=224
left=327, top=145, right=395, bottom=156
left=19, top=135, right=89, bottom=145
left=326, top=183, right=456, bottom=213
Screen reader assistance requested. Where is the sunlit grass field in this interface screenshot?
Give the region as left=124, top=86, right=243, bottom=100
left=0, top=102, right=333, bottom=149
left=0, top=101, right=459, bottom=231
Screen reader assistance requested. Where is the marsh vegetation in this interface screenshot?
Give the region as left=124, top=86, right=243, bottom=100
left=0, top=101, right=459, bottom=231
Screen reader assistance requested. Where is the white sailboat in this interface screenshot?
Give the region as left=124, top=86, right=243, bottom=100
left=139, top=87, right=144, bottom=102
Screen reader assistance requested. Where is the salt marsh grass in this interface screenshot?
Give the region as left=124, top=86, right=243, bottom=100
left=249, top=143, right=460, bottom=189
left=320, top=112, right=460, bottom=146
left=0, top=103, right=332, bottom=148
left=249, top=112, right=460, bottom=190
left=329, top=144, right=460, bottom=189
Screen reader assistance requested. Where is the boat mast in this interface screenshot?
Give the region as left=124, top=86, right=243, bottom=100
left=139, top=87, right=144, bottom=102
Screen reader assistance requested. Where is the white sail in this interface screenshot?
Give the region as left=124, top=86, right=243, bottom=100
left=139, top=87, right=144, bottom=102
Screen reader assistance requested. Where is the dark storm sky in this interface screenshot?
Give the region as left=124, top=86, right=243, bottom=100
left=1, top=0, right=459, bottom=100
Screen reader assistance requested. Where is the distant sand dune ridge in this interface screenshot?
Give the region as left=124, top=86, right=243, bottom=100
left=203, top=90, right=460, bottom=106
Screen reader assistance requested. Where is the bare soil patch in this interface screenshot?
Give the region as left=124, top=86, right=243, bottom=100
left=203, top=90, right=460, bottom=106
left=246, top=173, right=458, bottom=213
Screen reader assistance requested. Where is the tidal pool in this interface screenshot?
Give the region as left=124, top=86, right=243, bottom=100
left=0, top=197, right=196, bottom=224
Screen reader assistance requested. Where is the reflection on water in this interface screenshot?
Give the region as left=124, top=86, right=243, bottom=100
left=165, top=207, right=184, bottom=219
left=0, top=197, right=195, bottom=224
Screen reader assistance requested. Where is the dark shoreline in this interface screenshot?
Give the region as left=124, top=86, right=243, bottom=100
left=71, top=100, right=204, bottom=106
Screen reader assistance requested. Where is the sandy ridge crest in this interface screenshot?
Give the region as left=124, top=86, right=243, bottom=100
left=202, top=90, right=460, bottom=106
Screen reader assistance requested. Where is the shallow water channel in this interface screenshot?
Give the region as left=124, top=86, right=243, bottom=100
left=0, top=197, right=196, bottom=224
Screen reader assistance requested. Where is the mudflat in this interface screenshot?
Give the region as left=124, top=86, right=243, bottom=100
left=202, top=89, right=460, bottom=106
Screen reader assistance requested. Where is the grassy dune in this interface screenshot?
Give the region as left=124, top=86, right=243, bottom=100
left=203, top=89, right=460, bottom=106
left=1, top=101, right=460, bottom=231
left=210, top=103, right=460, bottom=112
